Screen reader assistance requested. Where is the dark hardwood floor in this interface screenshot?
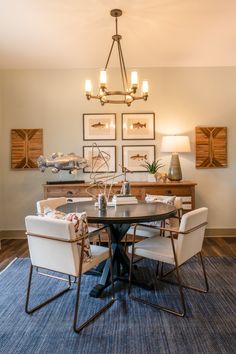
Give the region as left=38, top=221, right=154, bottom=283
left=0, top=237, right=235, bottom=272
left=0, top=240, right=29, bottom=271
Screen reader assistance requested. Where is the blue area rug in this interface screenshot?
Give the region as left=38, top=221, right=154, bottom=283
left=0, top=257, right=235, bottom=354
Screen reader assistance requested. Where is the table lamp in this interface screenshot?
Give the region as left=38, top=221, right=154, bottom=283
left=161, top=135, right=191, bottom=181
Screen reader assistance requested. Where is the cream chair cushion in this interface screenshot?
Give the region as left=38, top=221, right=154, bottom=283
left=25, top=215, right=109, bottom=276
left=128, top=207, right=208, bottom=267
left=128, top=236, right=176, bottom=264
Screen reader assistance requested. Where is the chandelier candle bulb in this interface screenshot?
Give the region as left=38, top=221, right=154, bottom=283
left=100, top=70, right=107, bottom=87
left=142, top=81, right=149, bottom=94
left=131, top=71, right=138, bottom=87
left=85, top=80, right=92, bottom=95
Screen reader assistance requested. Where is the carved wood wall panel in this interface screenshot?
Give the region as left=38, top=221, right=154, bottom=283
left=195, top=126, right=227, bottom=168
left=11, top=129, right=43, bottom=169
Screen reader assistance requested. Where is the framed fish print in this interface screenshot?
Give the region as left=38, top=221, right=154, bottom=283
left=122, top=113, right=155, bottom=140
left=83, top=145, right=116, bottom=173
left=83, top=113, right=116, bottom=140
left=122, top=145, right=155, bottom=172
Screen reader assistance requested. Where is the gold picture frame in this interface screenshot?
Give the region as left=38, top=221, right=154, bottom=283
left=83, top=113, right=116, bottom=140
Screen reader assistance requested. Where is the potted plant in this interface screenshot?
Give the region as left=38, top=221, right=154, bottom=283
left=141, top=159, right=165, bottom=182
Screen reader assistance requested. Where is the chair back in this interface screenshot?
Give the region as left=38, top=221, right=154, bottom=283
left=145, top=194, right=182, bottom=210
left=175, top=207, right=208, bottom=265
left=36, top=197, right=67, bottom=215
left=174, top=197, right=183, bottom=213
left=145, top=195, right=183, bottom=229
left=25, top=215, right=81, bottom=276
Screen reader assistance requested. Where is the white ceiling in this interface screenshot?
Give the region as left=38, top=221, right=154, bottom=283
left=0, top=0, right=235, bottom=69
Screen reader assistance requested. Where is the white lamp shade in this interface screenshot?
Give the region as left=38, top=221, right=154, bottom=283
left=161, top=135, right=191, bottom=153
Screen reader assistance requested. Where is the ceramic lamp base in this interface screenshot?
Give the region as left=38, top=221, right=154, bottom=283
left=168, top=153, right=182, bottom=181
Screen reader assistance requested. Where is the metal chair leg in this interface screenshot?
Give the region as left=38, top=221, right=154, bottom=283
left=124, top=234, right=128, bottom=254
left=97, top=223, right=102, bottom=245
left=35, top=267, right=73, bottom=283
left=129, top=267, right=186, bottom=317
left=73, top=237, right=115, bottom=333
left=159, top=252, right=209, bottom=293
left=129, top=232, right=186, bottom=317
left=25, top=264, right=71, bottom=314
left=199, top=252, right=209, bottom=292
left=128, top=224, right=137, bottom=295
left=156, top=261, right=160, bottom=277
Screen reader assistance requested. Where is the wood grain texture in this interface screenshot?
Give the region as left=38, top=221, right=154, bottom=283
left=195, top=126, right=227, bottom=168
left=11, top=129, right=43, bottom=169
left=43, top=181, right=196, bottom=211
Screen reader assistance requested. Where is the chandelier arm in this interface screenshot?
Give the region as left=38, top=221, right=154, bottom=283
left=105, top=39, right=116, bottom=70
left=88, top=95, right=101, bottom=100
left=133, top=95, right=148, bottom=101
left=106, top=99, right=128, bottom=104
left=103, top=90, right=128, bottom=96
left=117, top=41, right=128, bottom=91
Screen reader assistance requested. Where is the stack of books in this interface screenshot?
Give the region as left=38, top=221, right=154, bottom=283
left=112, top=194, right=138, bottom=205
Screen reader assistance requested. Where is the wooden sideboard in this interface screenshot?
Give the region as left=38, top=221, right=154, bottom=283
left=43, top=180, right=197, bottom=212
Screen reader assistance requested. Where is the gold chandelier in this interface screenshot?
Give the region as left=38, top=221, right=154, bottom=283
left=85, top=9, right=149, bottom=106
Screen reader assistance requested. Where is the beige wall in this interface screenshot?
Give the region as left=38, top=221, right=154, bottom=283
left=0, top=68, right=235, bottom=230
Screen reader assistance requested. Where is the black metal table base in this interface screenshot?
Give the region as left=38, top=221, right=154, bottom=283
left=89, top=267, right=154, bottom=298
left=116, top=267, right=154, bottom=291
left=89, top=224, right=154, bottom=299
left=89, top=223, right=130, bottom=297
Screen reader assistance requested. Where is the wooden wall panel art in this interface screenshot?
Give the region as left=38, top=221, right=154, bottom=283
left=11, top=129, right=43, bottom=169
left=195, top=126, right=227, bottom=168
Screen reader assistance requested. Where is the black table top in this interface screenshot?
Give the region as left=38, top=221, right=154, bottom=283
left=57, top=201, right=176, bottom=225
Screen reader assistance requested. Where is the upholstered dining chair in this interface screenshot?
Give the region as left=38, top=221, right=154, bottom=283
left=126, top=196, right=183, bottom=240
left=36, top=197, right=67, bottom=215
left=123, top=197, right=183, bottom=255
left=128, top=207, right=209, bottom=317
left=36, top=197, right=106, bottom=243
left=25, top=215, right=115, bottom=333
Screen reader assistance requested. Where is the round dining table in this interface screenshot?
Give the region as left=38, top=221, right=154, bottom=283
left=57, top=200, right=176, bottom=297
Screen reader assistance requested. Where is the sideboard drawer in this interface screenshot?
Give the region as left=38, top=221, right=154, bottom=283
left=144, top=186, right=192, bottom=196
left=43, top=181, right=196, bottom=212
left=44, top=186, right=90, bottom=198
